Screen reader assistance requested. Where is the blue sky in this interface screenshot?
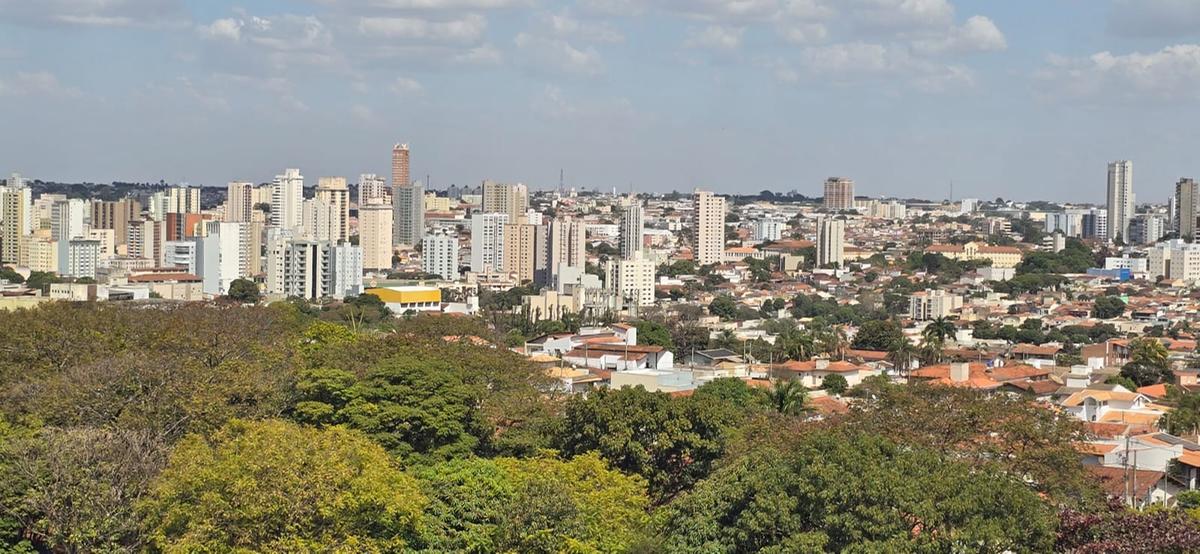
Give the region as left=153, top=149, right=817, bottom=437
left=1, top=0, right=1199, bottom=202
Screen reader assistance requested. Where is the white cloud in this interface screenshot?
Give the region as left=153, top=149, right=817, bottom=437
left=351, top=104, right=374, bottom=121
left=1108, top=0, right=1200, bottom=39
left=196, top=13, right=341, bottom=74
left=454, top=44, right=504, bottom=64
left=390, top=77, right=425, bottom=96
left=542, top=10, right=624, bottom=43
left=514, top=33, right=604, bottom=76
left=1035, top=44, right=1200, bottom=103
left=357, top=14, right=487, bottom=43
left=0, top=0, right=187, bottom=27
left=198, top=18, right=242, bottom=41
left=686, top=25, right=745, bottom=50
left=0, top=71, right=81, bottom=97
left=849, top=0, right=955, bottom=31
left=777, top=22, right=828, bottom=44
left=312, top=0, right=525, bottom=9
left=911, top=15, right=1006, bottom=55
left=798, top=42, right=973, bottom=91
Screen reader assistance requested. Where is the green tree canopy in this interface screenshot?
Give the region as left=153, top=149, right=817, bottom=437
left=141, top=420, right=426, bottom=552
left=1092, top=296, right=1126, bottom=319
left=851, top=319, right=906, bottom=351
left=225, top=278, right=260, bottom=303
left=661, top=430, right=1056, bottom=553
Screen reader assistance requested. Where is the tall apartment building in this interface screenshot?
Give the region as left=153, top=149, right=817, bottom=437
left=1082, top=209, right=1108, bottom=241
left=19, top=235, right=57, bottom=273
left=692, top=190, right=726, bottom=266
left=619, top=199, right=644, bottom=260
left=62, top=239, right=100, bottom=279
left=482, top=181, right=529, bottom=224
left=1107, top=160, right=1134, bottom=242
left=470, top=213, right=508, bottom=273
left=128, top=219, right=167, bottom=265
left=502, top=223, right=539, bottom=283
left=1044, top=212, right=1080, bottom=237
left=0, top=177, right=32, bottom=264
left=392, top=143, right=410, bottom=188
left=196, top=221, right=249, bottom=296
left=315, top=177, right=350, bottom=242
left=754, top=219, right=784, bottom=242
left=90, top=198, right=141, bottom=247
left=393, top=182, right=425, bottom=247
left=225, top=181, right=256, bottom=223
left=148, top=186, right=201, bottom=221
left=909, top=289, right=963, bottom=321
left=1129, top=214, right=1166, bottom=246
left=271, top=168, right=304, bottom=231
left=422, top=231, right=459, bottom=281
left=51, top=199, right=89, bottom=275
left=358, top=203, right=394, bottom=271
left=824, top=177, right=855, bottom=210
left=606, top=253, right=656, bottom=308
left=164, top=240, right=198, bottom=274
left=816, top=217, right=846, bottom=268
left=1176, top=178, right=1198, bottom=241
left=301, top=198, right=337, bottom=242
left=358, top=174, right=389, bottom=206
left=268, top=237, right=363, bottom=300
left=546, top=216, right=586, bottom=283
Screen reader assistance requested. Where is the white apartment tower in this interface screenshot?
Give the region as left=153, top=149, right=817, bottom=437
left=482, top=181, right=529, bottom=224
left=1107, top=161, right=1134, bottom=243
left=393, top=182, right=425, bottom=247
left=606, top=253, right=656, bottom=308
left=422, top=231, right=460, bottom=281
left=271, top=168, right=304, bottom=231
left=358, top=203, right=394, bottom=271
left=692, top=190, right=726, bottom=266
left=619, top=199, right=644, bottom=260
left=315, top=177, right=350, bottom=242
left=470, top=213, right=508, bottom=273
left=358, top=174, right=389, bottom=206
left=816, top=217, right=846, bottom=268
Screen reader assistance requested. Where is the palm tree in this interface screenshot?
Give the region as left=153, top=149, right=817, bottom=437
left=1130, top=337, right=1169, bottom=369
left=776, top=328, right=815, bottom=362
left=762, top=378, right=808, bottom=416
left=817, top=325, right=850, bottom=361
left=918, top=339, right=945, bottom=365
left=887, top=339, right=918, bottom=374
left=922, top=316, right=957, bottom=346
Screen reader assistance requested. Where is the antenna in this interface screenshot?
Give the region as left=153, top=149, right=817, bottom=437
left=950, top=180, right=954, bottom=203
left=559, top=169, right=564, bottom=193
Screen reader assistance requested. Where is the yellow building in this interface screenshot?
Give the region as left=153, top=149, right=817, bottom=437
left=19, top=234, right=57, bottom=273
left=924, top=241, right=1023, bottom=269
left=366, top=286, right=442, bottom=314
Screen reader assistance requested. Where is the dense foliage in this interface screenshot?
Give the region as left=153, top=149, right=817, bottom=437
left=0, top=302, right=1194, bottom=552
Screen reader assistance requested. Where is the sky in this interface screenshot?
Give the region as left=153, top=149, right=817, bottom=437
left=1, top=0, right=1199, bottom=202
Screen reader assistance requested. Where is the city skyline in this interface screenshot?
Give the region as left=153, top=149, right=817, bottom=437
left=2, top=1, right=1200, bottom=201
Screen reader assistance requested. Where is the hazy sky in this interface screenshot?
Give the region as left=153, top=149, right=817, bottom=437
left=1, top=0, right=1199, bottom=202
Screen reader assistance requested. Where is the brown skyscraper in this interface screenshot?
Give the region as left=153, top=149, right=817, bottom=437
left=823, top=177, right=855, bottom=210
left=392, top=143, right=410, bottom=188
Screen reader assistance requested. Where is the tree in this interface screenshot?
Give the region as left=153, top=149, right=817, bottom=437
left=762, top=378, right=808, bottom=416
left=1163, top=392, right=1200, bottom=436
left=693, top=377, right=758, bottom=408
left=922, top=316, right=957, bottom=345
left=634, top=320, right=673, bottom=349
left=0, top=266, right=23, bottom=284
left=291, top=354, right=489, bottom=461
left=141, top=420, right=426, bottom=552
left=661, top=430, right=1056, bottom=553
left=1092, top=296, right=1126, bottom=319
left=557, top=386, right=741, bottom=502
left=1056, top=499, right=1200, bottom=553
left=821, top=373, right=848, bottom=395
left=1120, top=338, right=1172, bottom=386
left=851, top=319, right=905, bottom=351
left=707, top=295, right=737, bottom=320
left=887, top=339, right=918, bottom=373
left=226, top=278, right=260, bottom=303
left=417, top=454, right=651, bottom=553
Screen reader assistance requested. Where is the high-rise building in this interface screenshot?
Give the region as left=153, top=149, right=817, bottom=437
left=268, top=237, right=363, bottom=300
left=90, top=198, right=141, bottom=246
left=358, top=174, right=389, bottom=206
left=754, top=219, right=784, bottom=242
left=422, top=231, right=459, bottom=281
left=692, top=190, right=726, bottom=266
left=1129, top=214, right=1166, bottom=246
left=1176, top=178, right=1198, bottom=241
left=62, top=239, right=100, bottom=279
left=502, top=223, right=538, bottom=283
left=470, top=213, right=508, bottom=273
left=824, top=177, right=855, bottom=210
left=1107, top=160, right=1134, bottom=242
left=225, top=181, right=256, bottom=223
left=392, top=144, right=410, bottom=188
left=359, top=203, right=394, bottom=271
left=393, top=182, right=425, bottom=247
left=619, top=199, right=644, bottom=260
left=301, top=198, right=337, bottom=242
left=128, top=219, right=167, bottom=265
left=19, top=234, right=57, bottom=273
left=605, top=253, right=656, bottom=308
left=1082, top=209, right=1108, bottom=241
left=545, top=216, right=586, bottom=283
left=164, top=240, right=198, bottom=274
left=51, top=198, right=89, bottom=274
left=482, top=181, right=529, bottom=224
left=1044, top=212, right=1079, bottom=237
left=909, top=289, right=963, bottom=321
left=816, top=217, right=845, bottom=268
left=0, top=177, right=33, bottom=264
left=271, top=168, right=304, bottom=231
left=196, top=221, right=249, bottom=296
left=315, top=177, right=350, bottom=242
